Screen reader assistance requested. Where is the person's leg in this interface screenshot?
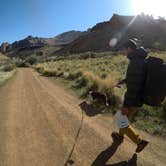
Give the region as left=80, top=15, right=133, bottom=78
left=119, top=125, right=142, bottom=144
left=118, top=107, right=149, bottom=152
left=119, top=107, right=142, bottom=145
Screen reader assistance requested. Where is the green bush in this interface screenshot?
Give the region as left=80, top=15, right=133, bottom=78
left=42, top=70, right=58, bottom=77
left=74, top=76, right=88, bottom=88
left=1, top=64, right=15, bottom=72
left=14, top=58, right=30, bottom=67
left=35, top=66, right=44, bottom=73
left=26, top=56, right=38, bottom=65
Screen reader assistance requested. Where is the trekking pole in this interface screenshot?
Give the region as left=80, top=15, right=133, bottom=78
left=64, top=108, right=84, bottom=166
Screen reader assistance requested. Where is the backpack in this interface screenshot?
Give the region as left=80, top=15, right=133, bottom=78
left=143, top=56, right=166, bottom=106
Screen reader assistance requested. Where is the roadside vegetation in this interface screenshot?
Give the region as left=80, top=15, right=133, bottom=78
left=34, top=52, right=166, bottom=136
left=13, top=55, right=39, bottom=67
left=0, top=55, right=16, bottom=86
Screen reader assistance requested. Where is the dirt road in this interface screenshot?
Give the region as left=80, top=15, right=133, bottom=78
left=0, top=68, right=165, bottom=166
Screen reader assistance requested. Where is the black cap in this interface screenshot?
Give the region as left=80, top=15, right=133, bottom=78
left=123, top=39, right=137, bottom=50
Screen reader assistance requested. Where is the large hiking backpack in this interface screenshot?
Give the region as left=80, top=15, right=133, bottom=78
left=143, top=56, right=166, bottom=106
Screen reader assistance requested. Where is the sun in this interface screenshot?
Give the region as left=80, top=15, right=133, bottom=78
left=131, top=0, right=166, bottom=18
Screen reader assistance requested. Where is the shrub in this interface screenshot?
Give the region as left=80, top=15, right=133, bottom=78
left=56, top=71, right=64, bottom=77
left=75, top=76, right=89, bottom=88
left=63, top=72, right=70, bottom=79
left=35, top=66, right=44, bottom=73
left=26, top=56, right=38, bottom=65
left=36, top=51, right=44, bottom=56
left=42, top=69, right=57, bottom=77
left=71, top=70, right=82, bottom=79
left=1, top=64, right=15, bottom=72
left=14, top=59, right=29, bottom=67
left=101, top=73, right=107, bottom=78
left=34, top=53, right=166, bottom=135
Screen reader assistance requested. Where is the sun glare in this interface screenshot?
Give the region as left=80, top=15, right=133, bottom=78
left=131, top=0, right=166, bottom=18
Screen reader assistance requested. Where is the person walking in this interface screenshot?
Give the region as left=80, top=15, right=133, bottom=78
left=112, top=39, right=149, bottom=153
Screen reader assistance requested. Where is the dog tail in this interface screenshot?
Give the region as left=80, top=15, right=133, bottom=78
left=105, top=94, right=109, bottom=107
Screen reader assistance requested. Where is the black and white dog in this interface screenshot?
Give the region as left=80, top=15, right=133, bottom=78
left=89, top=91, right=109, bottom=107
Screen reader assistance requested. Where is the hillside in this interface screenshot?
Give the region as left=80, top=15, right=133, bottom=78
left=58, top=14, right=166, bottom=54
left=1, top=13, right=166, bottom=57
left=0, top=31, right=85, bottom=57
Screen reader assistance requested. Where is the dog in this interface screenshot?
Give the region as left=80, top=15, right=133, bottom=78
left=89, top=91, right=109, bottom=107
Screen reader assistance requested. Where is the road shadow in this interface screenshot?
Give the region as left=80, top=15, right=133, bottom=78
left=79, top=101, right=105, bottom=117
left=91, top=139, right=137, bottom=166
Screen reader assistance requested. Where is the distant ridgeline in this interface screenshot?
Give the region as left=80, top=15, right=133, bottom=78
left=58, top=14, right=166, bottom=54
left=0, top=31, right=86, bottom=57
left=1, top=14, right=166, bottom=57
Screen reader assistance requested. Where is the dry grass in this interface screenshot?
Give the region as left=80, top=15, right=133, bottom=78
left=0, top=55, right=16, bottom=86
left=34, top=52, right=166, bottom=135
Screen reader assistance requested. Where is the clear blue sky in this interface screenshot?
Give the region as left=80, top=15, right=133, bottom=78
left=0, top=0, right=134, bottom=44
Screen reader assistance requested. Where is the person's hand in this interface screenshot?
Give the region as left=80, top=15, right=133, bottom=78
left=121, top=107, right=129, bottom=115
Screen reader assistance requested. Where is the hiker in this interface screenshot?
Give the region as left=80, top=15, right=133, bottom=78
left=112, top=39, right=149, bottom=153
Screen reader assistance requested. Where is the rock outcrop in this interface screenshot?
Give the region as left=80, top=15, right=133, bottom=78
left=0, top=42, right=10, bottom=53
left=1, top=14, right=166, bottom=56
left=58, top=14, right=166, bottom=54
left=0, top=31, right=85, bottom=55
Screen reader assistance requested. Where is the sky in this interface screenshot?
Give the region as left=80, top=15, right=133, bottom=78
left=0, top=0, right=165, bottom=44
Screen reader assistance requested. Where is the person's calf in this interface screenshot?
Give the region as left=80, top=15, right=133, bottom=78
left=111, top=132, right=124, bottom=145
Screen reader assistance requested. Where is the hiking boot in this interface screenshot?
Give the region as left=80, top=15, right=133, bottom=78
left=135, top=140, right=149, bottom=153
left=111, top=132, right=124, bottom=143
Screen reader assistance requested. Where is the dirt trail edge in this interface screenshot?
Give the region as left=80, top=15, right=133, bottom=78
left=0, top=68, right=165, bottom=166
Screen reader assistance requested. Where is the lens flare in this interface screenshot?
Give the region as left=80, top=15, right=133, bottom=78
left=109, top=38, right=118, bottom=48
left=109, top=16, right=137, bottom=48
